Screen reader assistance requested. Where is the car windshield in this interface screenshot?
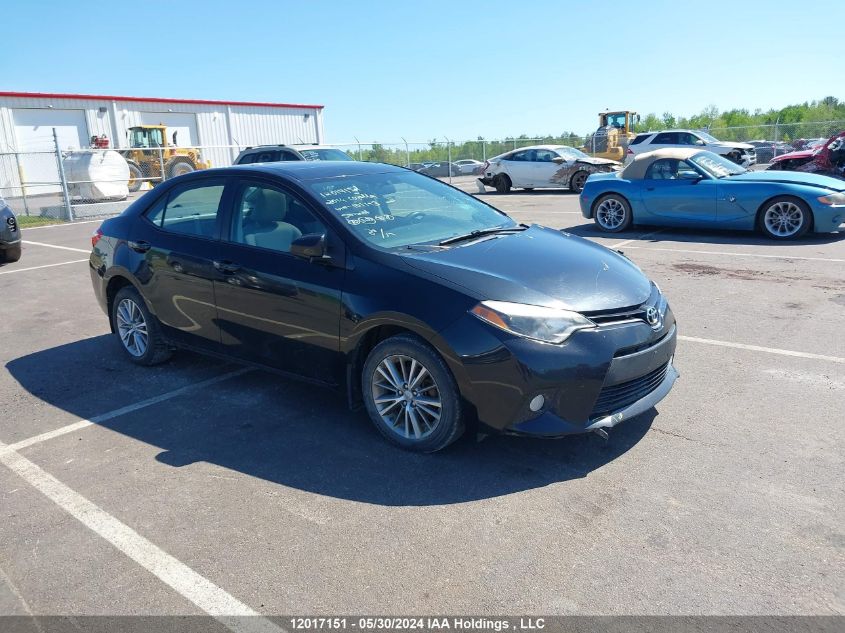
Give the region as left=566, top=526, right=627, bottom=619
left=307, top=171, right=515, bottom=248
left=696, top=131, right=719, bottom=143
left=689, top=152, right=747, bottom=177
left=554, top=146, right=588, bottom=159
left=299, top=148, right=353, bottom=161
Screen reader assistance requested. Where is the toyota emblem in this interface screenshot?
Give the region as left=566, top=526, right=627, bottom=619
left=646, top=306, right=661, bottom=328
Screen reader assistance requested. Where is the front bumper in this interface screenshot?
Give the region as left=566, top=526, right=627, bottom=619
left=810, top=202, right=845, bottom=233
left=512, top=361, right=678, bottom=436
left=439, top=304, right=679, bottom=437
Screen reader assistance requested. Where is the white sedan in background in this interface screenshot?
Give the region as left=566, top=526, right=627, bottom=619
left=454, top=159, right=485, bottom=175
left=478, top=145, right=621, bottom=193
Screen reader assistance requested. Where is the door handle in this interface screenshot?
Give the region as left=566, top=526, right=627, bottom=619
left=128, top=240, right=151, bottom=253
left=213, top=260, right=240, bottom=274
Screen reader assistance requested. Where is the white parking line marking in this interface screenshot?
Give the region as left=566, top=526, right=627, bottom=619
left=625, top=245, right=845, bottom=263
left=679, top=335, right=844, bottom=364
left=23, top=240, right=90, bottom=254
left=611, top=228, right=665, bottom=249
left=20, top=219, right=106, bottom=230
left=0, top=259, right=89, bottom=275
left=2, top=368, right=252, bottom=454
left=0, top=444, right=282, bottom=633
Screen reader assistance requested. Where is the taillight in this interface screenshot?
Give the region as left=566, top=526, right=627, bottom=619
left=91, top=227, right=104, bottom=248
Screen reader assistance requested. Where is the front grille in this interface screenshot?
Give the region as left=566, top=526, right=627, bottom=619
left=591, top=362, right=669, bottom=417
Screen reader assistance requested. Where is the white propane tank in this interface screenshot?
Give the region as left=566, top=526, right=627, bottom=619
left=63, top=151, right=130, bottom=201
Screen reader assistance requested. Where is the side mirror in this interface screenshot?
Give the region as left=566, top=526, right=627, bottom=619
left=678, top=170, right=702, bottom=180
left=695, top=139, right=706, bottom=146
left=552, top=156, right=565, bottom=164
left=291, top=233, right=328, bottom=261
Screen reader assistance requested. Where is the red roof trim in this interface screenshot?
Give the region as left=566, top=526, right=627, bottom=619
left=0, top=91, right=323, bottom=110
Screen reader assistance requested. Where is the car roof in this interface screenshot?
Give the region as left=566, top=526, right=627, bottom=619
left=621, top=148, right=703, bottom=179
left=292, top=144, right=345, bottom=150
left=186, top=161, right=406, bottom=182
left=509, top=144, right=578, bottom=151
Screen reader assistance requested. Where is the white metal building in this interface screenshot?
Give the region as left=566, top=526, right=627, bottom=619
left=0, top=91, right=325, bottom=196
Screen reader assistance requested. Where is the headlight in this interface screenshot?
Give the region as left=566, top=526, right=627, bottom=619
left=470, top=300, right=595, bottom=344
left=818, top=193, right=845, bottom=206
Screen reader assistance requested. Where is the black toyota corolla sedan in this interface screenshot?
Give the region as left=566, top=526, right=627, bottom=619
left=90, top=161, right=678, bottom=452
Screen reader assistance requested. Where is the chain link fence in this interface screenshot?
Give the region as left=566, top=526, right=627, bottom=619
left=0, top=131, right=240, bottom=222
left=3, top=122, right=843, bottom=224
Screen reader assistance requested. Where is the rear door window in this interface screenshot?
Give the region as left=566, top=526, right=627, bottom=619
left=146, top=180, right=226, bottom=238
left=507, top=151, right=531, bottom=161
left=653, top=132, right=679, bottom=144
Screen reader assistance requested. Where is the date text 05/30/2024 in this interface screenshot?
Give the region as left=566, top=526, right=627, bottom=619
left=289, top=618, right=547, bottom=631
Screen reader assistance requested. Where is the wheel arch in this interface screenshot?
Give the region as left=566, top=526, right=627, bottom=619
left=344, top=318, right=474, bottom=423
left=104, top=273, right=146, bottom=333
left=590, top=191, right=632, bottom=219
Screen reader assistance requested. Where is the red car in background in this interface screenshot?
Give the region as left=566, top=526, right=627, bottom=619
left=768, top=131, right=845, bottom=179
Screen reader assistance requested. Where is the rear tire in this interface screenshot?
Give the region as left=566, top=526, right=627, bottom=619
left=494, top=174, right=512, bottom=194
left=758, top=196, right=811, bottom=240
left=362, top=334, right=464, bottom=453
left=570, top=170, right=590, bottom=193
left=593, top=194, right=632, bottom=232
left=0, top=244, right=21, bottom=263
left=111, top=286, right=172, bottom=366
left=127, top=162, right=143, bottom=192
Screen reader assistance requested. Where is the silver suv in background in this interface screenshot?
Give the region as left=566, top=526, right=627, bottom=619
left=234, top=144, right=353, bottom=165
left=627, top=130, right=756, bottom=167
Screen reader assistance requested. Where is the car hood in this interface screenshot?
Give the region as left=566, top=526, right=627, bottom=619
left=401, top=225, right=652, bottom=312
left=725, top=170, right=845, bottom=190
left=576, top=157, right=622, bottom=168
left=772, top=149, right=815, bottom=161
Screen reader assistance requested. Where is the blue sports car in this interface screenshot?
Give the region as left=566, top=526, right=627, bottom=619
left=579, top=148, right=845, bottom=240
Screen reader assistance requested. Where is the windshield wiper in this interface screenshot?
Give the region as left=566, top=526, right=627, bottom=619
left=439, top=224, right=528, bottom=246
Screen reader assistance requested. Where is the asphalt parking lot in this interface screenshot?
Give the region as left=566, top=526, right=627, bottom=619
left=1, top=179, right=843, bottom=620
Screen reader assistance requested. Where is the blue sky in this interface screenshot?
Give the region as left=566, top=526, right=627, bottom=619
left=2, top=0, right=842, bottom=143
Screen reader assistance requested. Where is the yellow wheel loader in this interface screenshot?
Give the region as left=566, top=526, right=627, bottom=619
left=582, top=111, right=640, bottom=162
left=122, top=125, right=209, bottom=192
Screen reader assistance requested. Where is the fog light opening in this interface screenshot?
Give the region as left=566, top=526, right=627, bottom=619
left=529, top=395, right=545, bottom=412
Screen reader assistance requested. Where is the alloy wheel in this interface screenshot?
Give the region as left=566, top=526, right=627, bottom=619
left=596, top=197, right=627, bottom=230
left=116, top=298, right=149, bottom=357
left=371, top=354, right=441, bottom=440
left=763, top=201, right=804, bottom=237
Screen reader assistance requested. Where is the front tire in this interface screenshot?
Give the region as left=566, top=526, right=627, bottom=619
left=758, top=196, right=811, bottom=240
left=593, top=193, right=632, bottom=232
left=570, top=170, right=590, bottom=193
left=362, top=334, right=464, bottom=453
left=0, top=244, right=22, bottom=263
left=494, top=174, right=511, bottom=194
left=111, top=286, right=172, bottom=365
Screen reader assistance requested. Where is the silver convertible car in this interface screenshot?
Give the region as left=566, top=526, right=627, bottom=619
left=579, top=149, right=845, bottom=240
